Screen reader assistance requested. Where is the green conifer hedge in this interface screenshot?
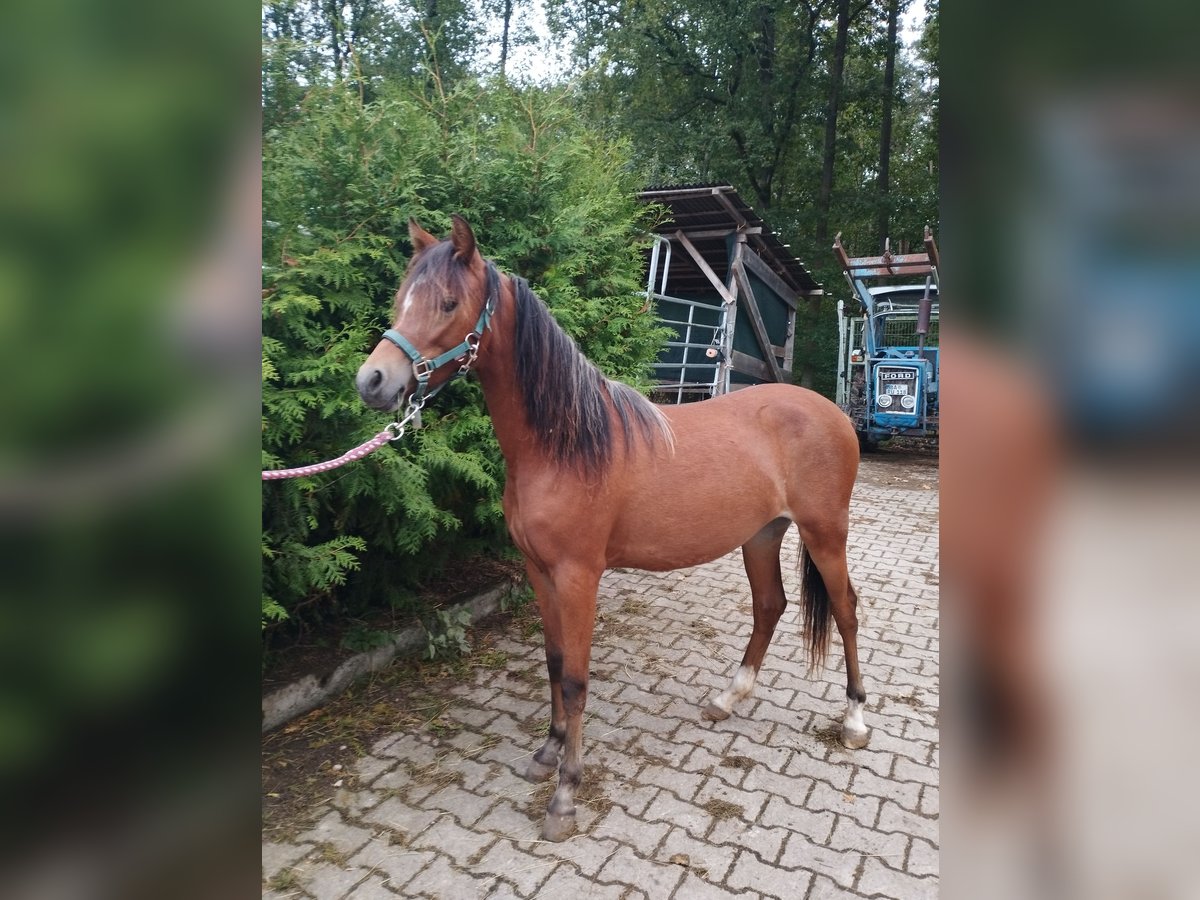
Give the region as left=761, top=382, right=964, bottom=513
left=262, top=81, right=668, bottom=633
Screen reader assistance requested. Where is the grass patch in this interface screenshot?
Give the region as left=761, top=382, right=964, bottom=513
left=266, top=868, right=303, bottom=892
left=719, top=754, right=755, bottom=771
left=702, top=798, right=744, bottom=820
left=619, top=597, right=650, bottom=616
left=313, top=841, right=349, bottom=866
left=476, top=649, right=509, bottom=669
left=689, top=620, right=718, bottom=640
left=811, top=723, right=845, bottom=751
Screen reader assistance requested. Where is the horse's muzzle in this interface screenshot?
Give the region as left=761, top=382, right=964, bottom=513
left=355, top=358, right=412, bottom=411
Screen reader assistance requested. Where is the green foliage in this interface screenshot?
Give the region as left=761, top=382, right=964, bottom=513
left=423, top=607, right=473, bottom=660
left=262, top=77, right=666, bottom=634
left=339, top=624, right=395, bottom=653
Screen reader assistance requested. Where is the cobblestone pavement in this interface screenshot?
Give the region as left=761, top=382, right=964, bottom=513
left=263, top=455, right=939, bottom=899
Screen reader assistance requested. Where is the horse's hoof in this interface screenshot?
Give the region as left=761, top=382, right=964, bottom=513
left=702, top=702, right=730, bottom=722
left=841, top=725, right=870, bottom=750
left=523, top=756, right=558, bottom=783
left=542, top=811, right=576, bottom=842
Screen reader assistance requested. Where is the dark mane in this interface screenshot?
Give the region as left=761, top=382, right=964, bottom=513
left=511, top=277, right=673, bottom=471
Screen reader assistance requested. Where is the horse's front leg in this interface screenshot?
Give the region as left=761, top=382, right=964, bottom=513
left=523, top=564, right=565, bottom=782
left=526, top=560, right=599, bottom=842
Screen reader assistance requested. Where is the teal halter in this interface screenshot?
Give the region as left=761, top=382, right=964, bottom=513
left=381, top=262, right=500, bottom=407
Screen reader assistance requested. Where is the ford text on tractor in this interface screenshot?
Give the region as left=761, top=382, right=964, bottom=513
left=833, top=228, right=940, bottom=450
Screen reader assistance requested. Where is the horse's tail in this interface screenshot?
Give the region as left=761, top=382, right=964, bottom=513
left=800, top=544, right=831, bottom=673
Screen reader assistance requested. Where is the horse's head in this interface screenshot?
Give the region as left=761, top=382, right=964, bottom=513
left=356, top=215, right=492, bottom=411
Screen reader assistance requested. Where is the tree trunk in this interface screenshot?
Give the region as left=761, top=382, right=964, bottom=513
left=499, top=0, right=513, bottom=80
left=815, top=0, right=850, bottom=247
left=326, top=0, right=344, bottom=79
left=802, top=0, right=850, bottom=389
left=876, top=0, right=901, bottom=251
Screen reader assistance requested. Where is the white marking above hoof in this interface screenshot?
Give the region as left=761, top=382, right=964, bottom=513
left=841, top=697, right=869, bottom=749
left=707, top=665, right=757, bottom=721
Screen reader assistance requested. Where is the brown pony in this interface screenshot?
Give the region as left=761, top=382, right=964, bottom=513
left=356, top=217, right=867, bottom=841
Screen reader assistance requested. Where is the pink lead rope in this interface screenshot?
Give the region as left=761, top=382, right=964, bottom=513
left=262, top=403, right=424, bottom=481
left=262, top=427, right=399, bottom=480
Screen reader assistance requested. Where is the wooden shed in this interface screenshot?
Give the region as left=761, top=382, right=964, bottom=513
left=638, top=184, right=823, bottom=402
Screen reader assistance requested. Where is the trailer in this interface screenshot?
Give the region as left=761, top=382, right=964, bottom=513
left=638, top=185, right=823, bottom=402
left=834, top=227, right=940, bottom=447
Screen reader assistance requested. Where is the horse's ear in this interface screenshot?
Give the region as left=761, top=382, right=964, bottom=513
left=408, top=218, right=439, bottom=254
left=450, top=214, right=477, bottom=262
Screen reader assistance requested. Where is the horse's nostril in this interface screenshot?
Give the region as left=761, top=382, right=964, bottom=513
left=368, top=369, right=384, bottom=391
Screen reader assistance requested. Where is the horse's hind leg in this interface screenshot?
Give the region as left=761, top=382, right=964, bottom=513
left=704, top=517, right=791, bottom=722
left=800, top=523, right=870, bottom=749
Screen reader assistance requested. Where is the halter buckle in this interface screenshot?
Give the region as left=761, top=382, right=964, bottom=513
left=412, top=358, right=434, bottom=380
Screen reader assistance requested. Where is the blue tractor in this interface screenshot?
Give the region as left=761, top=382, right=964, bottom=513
left=834, top=228, right=940, bottom=449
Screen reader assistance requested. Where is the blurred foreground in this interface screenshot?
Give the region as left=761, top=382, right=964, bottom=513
left=0, top=1, right=259, bottom=896
left=943, top=1, right=1200, bottom=896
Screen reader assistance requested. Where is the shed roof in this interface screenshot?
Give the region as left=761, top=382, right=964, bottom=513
left=638, top=184, right=822, bottom=297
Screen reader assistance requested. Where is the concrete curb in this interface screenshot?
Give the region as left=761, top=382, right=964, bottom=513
left=262, top=582, right=517, bottom=733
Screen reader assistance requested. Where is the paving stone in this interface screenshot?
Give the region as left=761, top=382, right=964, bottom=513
left=346, top=837, right=439, bottom=894
left=807, top=780, right=881, bottom=831
left=778, top=832, right=861, bottom=890
left=402, top=853, right=491, bottom=899
left=906, top=836, right=938, bottom=879
left=643, top=789, right=714, bottom=837
left=417, top=785, right=497, bottom=827
left=782, top=752, right=853, bottom=792
left=362, top=799, right=445, bottom=839
left=855, top=856, right=937, bottom=900
left=658, top=825, right=739, bottom=884
left=480, top=879, right=524, bottom=900
left=671, top=870, right=756, bottom=899
left=590, top=805, right=670, bottom=847
left=876, top=799, right=938, bottom=846
left=605, top=781, right=660, bottom=818
left=891, top=755, right=938, bottom=788
left=473, top=799, right=538, bottom=839
left=529, top=834, right=621, bottom=878
left=302, top=863, right=374, bottom=900
left=354, top=755, right=396, bottom=783
left=471, top=839, right=554, bottom=897
left=758, top=796, right=836, bottom=845
left=805, top=872, right=865, bottom=900
left=726, top=850, right=813, bottom=900
left=408, top=814, right=495, bottom=863
left=263, top=840, right=313, bottom=881
left=298, top=810, right=376, bottom=858
left=850, top=767, right=921, bottom=812
left=345, top=874, right=400, bottom=899
left=595, top=845, right=685, bottom=898
left=706, top=818, right=788, bottom=864
left=829, top=816, right=909, bottom=861
left=918, top=785, right=938, bottom=819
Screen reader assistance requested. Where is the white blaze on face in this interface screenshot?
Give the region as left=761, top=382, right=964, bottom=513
left=399, top=273, right=430, bottom=316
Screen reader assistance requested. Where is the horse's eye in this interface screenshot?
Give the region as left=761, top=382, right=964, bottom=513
left=441, top=295, right=459, bottom=314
